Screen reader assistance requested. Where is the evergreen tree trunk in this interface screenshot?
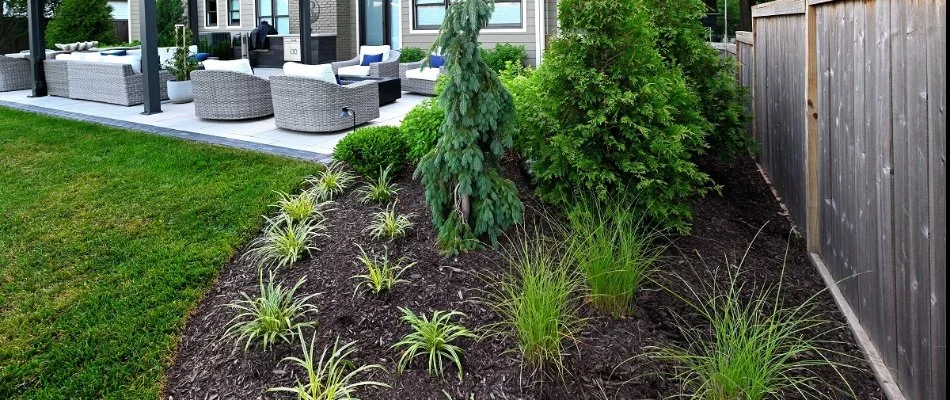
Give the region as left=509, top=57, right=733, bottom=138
left=740, top=0, right=753, bottom=31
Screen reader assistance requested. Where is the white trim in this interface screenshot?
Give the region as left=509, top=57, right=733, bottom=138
left=534, top=0, right=543, bottom=65
left=225, top=0, right=243, bottom=29
left=394, top=0, right=403, bottom=50
left=204, top=0, right=220, bottom=29
left=127, top=0, right=133, bottom=42
left=408, top=0, right=528, bottom=35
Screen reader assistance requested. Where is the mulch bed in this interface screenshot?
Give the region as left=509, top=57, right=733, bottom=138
left=163, top=155, right=884, bottom=400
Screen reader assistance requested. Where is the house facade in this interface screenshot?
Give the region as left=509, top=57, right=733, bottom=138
left=127, top=0, right=558, bottom=65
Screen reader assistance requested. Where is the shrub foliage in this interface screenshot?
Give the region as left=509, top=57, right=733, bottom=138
left=515, top=0, right=712, bottom=232
left=334, top=126, right=409, bottom=178
left=45, top=0, right=115, bottom=48
left=414, top=0, right=523, bottom=254
left=647, top=0, right=752, bottom=160
left=399, top=47, right=427, bottom=63
left=481, top=43, right=527, bottom=72
left=157, top=0, right=187, bottom=47
left=401, top=99, right=445, bottom=163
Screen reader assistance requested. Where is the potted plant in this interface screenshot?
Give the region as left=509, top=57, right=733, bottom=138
left=165, top=25, right=199, bottom=104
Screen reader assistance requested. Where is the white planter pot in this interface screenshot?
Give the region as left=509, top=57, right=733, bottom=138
left=167, top=80, right=194, bottom=104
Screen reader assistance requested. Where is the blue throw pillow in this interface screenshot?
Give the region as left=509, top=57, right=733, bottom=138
left=360, top=53, right=383, bottom=66
left=100, top=50, right=127, bottom=56
left=193, top=52, right=210, bottom=62
left=430, top=54, right=445, bottom=68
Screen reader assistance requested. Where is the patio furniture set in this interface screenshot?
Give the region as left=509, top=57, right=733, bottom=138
left=1, top=45, right=446, bottom=133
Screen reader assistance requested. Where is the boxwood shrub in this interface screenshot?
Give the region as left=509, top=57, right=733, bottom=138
left=399, top=47, right=427, bottom=63
left=333, top=126, right=409, bottom=178
left=400, top=99, right=445, bottom=162
left=481, top=43, right=527, bottom=72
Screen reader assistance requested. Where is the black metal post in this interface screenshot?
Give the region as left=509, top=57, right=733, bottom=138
left=26, top=0, right=47, bottom=97
left=300, top=0, right=313, bottom=64
left=140, top=0, right=162, bottom=114
left=188, top=0, right=200, bottom=45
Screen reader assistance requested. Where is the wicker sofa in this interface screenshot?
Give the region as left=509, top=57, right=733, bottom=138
left=43, top=60, right=70, bottom=97
left=0, top=56, right=31, bottom=92
left=332, top=49, right=401, bottom=79
left=270, top=75, right=379, bottom=133
left=192, top=70, right=274, bottom=120
left=399, top=61, right=444, bottom=95
left=42, top=59, right=171, bottom=106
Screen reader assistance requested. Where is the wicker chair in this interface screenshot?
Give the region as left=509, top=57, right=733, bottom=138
left=43, top=59, right=70, bottom=97
left=270, top=75, right=379, bottom=133
left=66, top=61, right=171, bottom=106
left=0, top=56, right=31, bottom=92
left=332, top=50, right=401, bottom=79
left=192, top=70, right=274, bottom=120
left=399, top=61, right=444, bottom=96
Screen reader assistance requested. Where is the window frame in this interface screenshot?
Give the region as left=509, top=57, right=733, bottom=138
left=205, top=0, right=218, bottom=27
left=227, top=0, right=241, bottom=27
left=411, top=0, right=524, bottom=32
left=256, top=0, right=290, bottom=35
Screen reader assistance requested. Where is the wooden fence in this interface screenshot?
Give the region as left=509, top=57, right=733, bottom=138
left=739, top=1, right=946, bottom=399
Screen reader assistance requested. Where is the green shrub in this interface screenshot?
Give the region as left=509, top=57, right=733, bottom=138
left=45, top=0, right=115, bottom=48
left=157, top=0, right=186, bottom=47
left=481, top=43, right=526, bottom=72
left=515, top=0, right=713, bottom=233
left=399, top=47, right=427, bottom=63
left=334, top=126, right=409, bottom=178
left=400, top=99, right=445, bottom=162
left=647, top=0, right=753, bottom=160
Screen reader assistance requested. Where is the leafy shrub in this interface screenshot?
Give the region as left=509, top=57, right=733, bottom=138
left=355, top=165, right=401, bottom=204
left=481, top=43, right=527, bottom=72
left=353, top=246, right=415, bottom=295
left=392, top=308, right=477, bottom=379
left=223, top=272, right=317, bottom=351
left=400, top=99, right=445, bottom=162
left=486, top=230, right=583, bottom=371
left=269, top=333, right=390, bottom=399
left=365, top=202, right=414, bottom=241
left=415, top=0, right=523, bottom=254
left=307, top=162, right=356, bottom=200
left=567, top=198, right=665, bottom=317
left=515, top=0, right=713, bottom=233
left=157, top=0, right=186, bottom=47
left=245, top=213, right=327, bottom=271
left=654, top=244, right=855, bottom=399
left=647, top=0, right=752, bottom=160
left=334, top=126, right=409, bottom=179
left=399, top=47, right=427, bottom=63
left=45, top=0, right=116, bottom=48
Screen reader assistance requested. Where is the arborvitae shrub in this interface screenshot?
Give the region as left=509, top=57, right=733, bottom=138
left=517, top=0, right=713, bottom=232
left=647, top=0, right=752, bottom=160
left=400, top=99, right=445, bottom=163
left=414, top=0, right=523, bottom=254
left=157, top=0, right=187, bottom=47
left=334, top=126, right=409, bottom=178
left=45, top=0, right=116, bottom=48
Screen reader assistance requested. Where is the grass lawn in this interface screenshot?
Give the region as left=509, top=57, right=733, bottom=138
left=0, top=108, right=319, bottom=399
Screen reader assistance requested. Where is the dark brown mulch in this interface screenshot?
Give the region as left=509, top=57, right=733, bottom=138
left=163, top=155, right=884, bottom=400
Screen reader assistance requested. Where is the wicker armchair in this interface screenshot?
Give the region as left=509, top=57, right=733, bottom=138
left=332, top=50, right=401, bottom=79
left=43, top=59, right=70, bottom=97
left=0, top=56, right=31, bottom=92
left=399, top=61, right=444, bottom=96
left=192, top=70, right=274, bottom=120
left=66, top=61, right=171, bottom=106
left=270, top=75, right=379, bottom=133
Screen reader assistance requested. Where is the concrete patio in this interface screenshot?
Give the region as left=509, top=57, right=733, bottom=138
left=0, top=69, right=427, bottom=161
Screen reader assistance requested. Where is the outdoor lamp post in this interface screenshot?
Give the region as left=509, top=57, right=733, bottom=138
left=340, top=107, right=357, bottom=132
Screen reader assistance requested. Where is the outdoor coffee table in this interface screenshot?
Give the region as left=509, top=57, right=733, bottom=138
left=338, top=75, right=402, bottom=106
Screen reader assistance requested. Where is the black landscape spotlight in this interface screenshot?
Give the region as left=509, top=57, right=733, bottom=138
left=340, top=107, right=357, bottom=132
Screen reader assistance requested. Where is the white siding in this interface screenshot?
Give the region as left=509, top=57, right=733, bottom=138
left=110, top=1, right=130, bottom=20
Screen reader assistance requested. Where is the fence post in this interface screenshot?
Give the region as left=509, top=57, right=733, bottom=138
left=804, top=2, right=820, bottom=253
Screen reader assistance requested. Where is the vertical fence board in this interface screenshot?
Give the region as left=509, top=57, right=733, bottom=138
left=926, top=1, right=947, bottom=397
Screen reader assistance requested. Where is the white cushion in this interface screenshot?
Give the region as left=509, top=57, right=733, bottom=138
left=337, top=65, right=371, bottom=77
left=55, top=53, right=78, bottom=61
left=75, top=52, right=104, bottom=62
left=405, top=67, right=441, bottom=82
left=283, top=62, right=337, bottom=84
left=203, top=59, right=254, bottom=75
left=101, top=54, right=142, bottom=74
left=358, top=45, right=391, bottom=63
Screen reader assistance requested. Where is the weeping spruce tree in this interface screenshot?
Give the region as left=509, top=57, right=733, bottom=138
left=415, top=0, right=523, bottom=254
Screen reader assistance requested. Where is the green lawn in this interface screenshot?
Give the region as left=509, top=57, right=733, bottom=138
left=0, top=108, right=318, bottom=399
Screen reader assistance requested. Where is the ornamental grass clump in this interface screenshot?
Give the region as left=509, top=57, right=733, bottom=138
left=567, top=199, right=666, bottom=317
left=392, top=308, right=477, bottom=379
left=308, top=162, right=356, bottom=200
left=414, top=0, right=523, bottom=255
left=366, top=202, right=415, bottom=241
left=245, top=213, right=328, bottom=271
left=269, top=332, right=390, bottom=400
left=274, top=190, right=333, bottom=223
left=654, top=240, right=855, bottom=399
left=223, top=272, right=317, bottom=351
left=355, top=165, right=401, bottom=204
left=485, top=230, right=583, bottom=372
left=352, top=246, right=415, bottom=295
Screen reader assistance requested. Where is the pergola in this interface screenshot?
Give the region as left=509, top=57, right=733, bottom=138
left=25, top=0, right=315, bottom=115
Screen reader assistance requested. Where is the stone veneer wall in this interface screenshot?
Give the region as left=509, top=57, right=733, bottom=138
left=289, top=0, right=338, bottom=36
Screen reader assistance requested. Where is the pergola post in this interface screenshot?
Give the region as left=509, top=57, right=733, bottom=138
left=26, top=0, right=47, bottom=97
left=300, top=0, right=313, bottom=64
left=140, top=0, right=162, bottom=114
left=187, top=0, right=199, bottom=45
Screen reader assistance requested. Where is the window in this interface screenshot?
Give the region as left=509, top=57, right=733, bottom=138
left=206, top=0, right=218, bottom=27
left=412, top=0, right=523, bottom=31
left=228, top=0, right=241, bottom=26
left=257, top=0, right=290, bottom=34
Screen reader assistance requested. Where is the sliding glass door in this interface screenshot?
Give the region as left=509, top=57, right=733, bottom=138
left=360, top=0, right=401, bottom=49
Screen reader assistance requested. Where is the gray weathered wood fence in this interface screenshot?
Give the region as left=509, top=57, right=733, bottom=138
left=737, top=1, right=945, bottom=399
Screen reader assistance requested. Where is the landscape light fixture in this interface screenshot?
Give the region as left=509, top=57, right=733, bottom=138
left=340, top=107, right=357, bottom=132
